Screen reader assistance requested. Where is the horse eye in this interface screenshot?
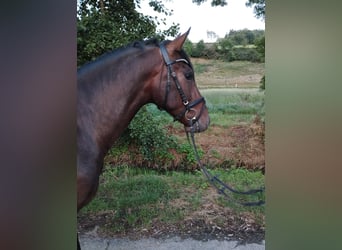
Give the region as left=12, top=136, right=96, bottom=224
left=184, top=72, right=194, bottom=81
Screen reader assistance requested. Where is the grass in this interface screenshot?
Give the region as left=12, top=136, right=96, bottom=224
left=210, top=168, right=265, bottom=211
left=80, top=165, right=264, bottom=233
left=202, top=88, right=265, bottom=126
left=143, top=88, right=264, bottom=128
left=192, top=59, right=265, bottom=88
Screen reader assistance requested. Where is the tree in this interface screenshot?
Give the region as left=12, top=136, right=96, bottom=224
left=77, top=0, right=179, bottom=66
left=255, top=35, right=265, bottom=61
left=192, top=0, right=265, bottom=20
left=192, top=0, right=227, bottom=7
left=224, top=29, right=263, bottom=46
left=207, top=30, right=218, bottom=40
left=191, top=40, right=206, bottom=57
left=183, top=39, right=194, bottom=56
left=245, top=0, right=265, bottom=20
left=216, top=37, right=233, bottom=61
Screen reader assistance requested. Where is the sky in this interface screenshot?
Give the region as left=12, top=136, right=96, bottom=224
left=139, top=0, right=264, bottom=42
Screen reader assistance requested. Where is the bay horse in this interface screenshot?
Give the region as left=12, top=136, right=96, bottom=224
left=77, top=29, right=209, bottom=249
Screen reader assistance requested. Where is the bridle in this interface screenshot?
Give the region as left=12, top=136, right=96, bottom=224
left=159, top=42, right=206, bottom=130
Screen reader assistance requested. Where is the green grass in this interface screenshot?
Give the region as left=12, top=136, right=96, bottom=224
left=202, top=88, right=265, bottom=126
left=210, top=168, right=265, bottom=211
left=80, top=165, right=264, bottom=232
left=143, top=88, right=264, bottom=128
left=202, top=88, right=264, bottom=110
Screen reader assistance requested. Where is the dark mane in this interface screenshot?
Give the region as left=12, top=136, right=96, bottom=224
left=78, top=37, right=160, bottom=74
left=132, top=37, right=159, bottom=49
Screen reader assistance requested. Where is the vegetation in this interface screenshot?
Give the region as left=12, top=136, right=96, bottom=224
left=193, top=0, right=265, bottom=20
left=80, top=165, right=264, bottom=234
left=77, top=0, right=265, bottom=66
left=77, top=0, right=179, bottom=66
left=245, top=0, right=265, bottom=20
left=109, top=105, right=203, bottom=171
left=184, top=29, right=265, bottom=63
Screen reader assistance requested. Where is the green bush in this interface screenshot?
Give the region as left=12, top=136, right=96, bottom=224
left=255, top=36, right=265, bottom=63
left=177, top=143, right=204, bottom=170
left=127, top=105, right=177, bottom=163
left=108, top=104, right=206, bottom=171
left=183, top=39, right=194, bottom=56
left=228, top=47, right=261, bottom=62
left=191, top=40, right=206, bottom=57
left=260, top=75, right=265, bottom=90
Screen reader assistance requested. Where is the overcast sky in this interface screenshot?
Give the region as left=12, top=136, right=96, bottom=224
left=139, top=0, right=265, bottom=42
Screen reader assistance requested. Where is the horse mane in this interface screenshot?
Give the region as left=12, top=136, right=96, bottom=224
left=78, top=37, right=192, bottom=74
left=78, top=37, right=162, bottom=73
left=132, top=37, right=159, bottom=49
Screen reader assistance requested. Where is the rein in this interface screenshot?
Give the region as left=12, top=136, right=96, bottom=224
left=187, top=121, right=265, bottom=206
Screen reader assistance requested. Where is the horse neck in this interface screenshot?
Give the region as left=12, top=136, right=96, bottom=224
left=78, top=47, right=161, bottom=154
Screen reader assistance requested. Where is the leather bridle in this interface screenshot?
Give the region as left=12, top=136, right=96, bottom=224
left=159, top=42, right=206, bottom=129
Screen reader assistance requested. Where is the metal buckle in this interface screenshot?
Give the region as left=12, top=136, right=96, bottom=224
left=185, top=108, right=197, bottom=121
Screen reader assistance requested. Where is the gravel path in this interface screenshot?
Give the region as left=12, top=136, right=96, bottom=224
left=80, top=236, right=265, bottom=250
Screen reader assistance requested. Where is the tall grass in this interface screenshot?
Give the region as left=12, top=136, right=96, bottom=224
left=141, top=88, right=265, bottom=128
left=202, top=88, right=265, bottom=126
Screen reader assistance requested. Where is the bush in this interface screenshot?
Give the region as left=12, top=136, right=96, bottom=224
left=255, top=36, right=265, bottom=63
left=127, top=105, right=177, bottom=163
left=191, top=40, right=206, bottom=58
left=183, top=39, right=194, bottom=56
left=228, top=47, right=261, bottom=62
left=107, top=104, right=205, bottom=171
left=260, top=75, right=265, bottom=90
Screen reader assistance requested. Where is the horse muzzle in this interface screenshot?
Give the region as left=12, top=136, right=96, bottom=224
left=183, top=105, right=210, bottom=133
left=184, top=116, right=210, bottom=133
left=174, top=97, right=209, bottom=133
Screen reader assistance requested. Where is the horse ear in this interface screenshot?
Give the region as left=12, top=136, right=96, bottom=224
left=167, top=28, right=191, bottom=52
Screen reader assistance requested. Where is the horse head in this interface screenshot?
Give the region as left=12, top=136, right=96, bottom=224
left=154, top=29, right=210, bottom=133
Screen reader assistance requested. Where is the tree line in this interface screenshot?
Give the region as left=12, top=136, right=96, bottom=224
left=184, top=29, right=265, bottom=62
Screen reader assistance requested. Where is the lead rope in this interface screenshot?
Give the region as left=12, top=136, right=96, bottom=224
left=186, top=120, right=265, bottom=207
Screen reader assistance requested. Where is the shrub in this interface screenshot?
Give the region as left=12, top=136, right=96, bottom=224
left=260, top=75, right=265, bottom=90
left=229, top=47, right=261, bottom=62
left=191, top=40, right=206, bottom=57
left=255, top=36, right=265, bottom=63
left=183, top=39, right=194, bottom=56
left=107, top=104, right=206, bottom=171
left=127, top=105, right=177, bottom=163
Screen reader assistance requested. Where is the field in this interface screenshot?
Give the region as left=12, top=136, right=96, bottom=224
left=193, top=58, right=265, bottom=88
left=78, top=60, right=265, bottom=243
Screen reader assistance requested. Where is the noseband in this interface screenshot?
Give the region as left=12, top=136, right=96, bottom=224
left=159, top=42, right=206, bottom=127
